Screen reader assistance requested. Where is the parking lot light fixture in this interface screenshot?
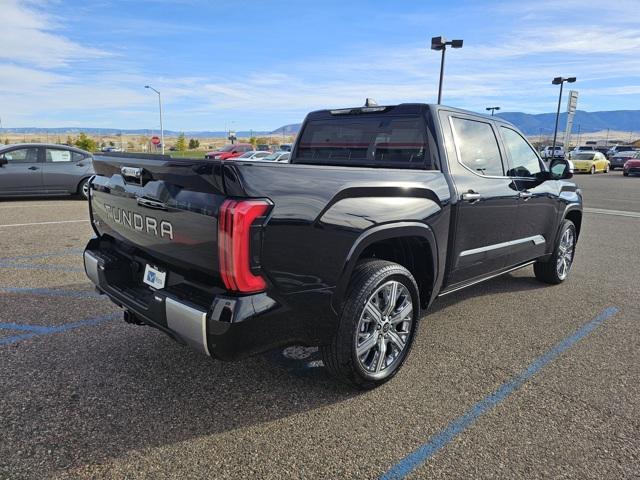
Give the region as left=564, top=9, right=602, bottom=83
left=144, top=85, right=164, bottom=155
left=486, top=106, right=500, bottom=116
left=550, top=77, right=576, bottom=162
left=431, top=36, right=464, bottom=105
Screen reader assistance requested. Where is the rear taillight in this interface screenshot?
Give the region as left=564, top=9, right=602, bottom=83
left=218, top=199, right=271, bottom=293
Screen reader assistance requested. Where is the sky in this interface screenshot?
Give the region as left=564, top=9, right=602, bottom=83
left=1, top=0, right=639, bottom=131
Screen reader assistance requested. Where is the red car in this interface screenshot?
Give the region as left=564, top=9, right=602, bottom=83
left=204, top=143, right=253, bottom=160
left=623, top=153, right=640, bottom=176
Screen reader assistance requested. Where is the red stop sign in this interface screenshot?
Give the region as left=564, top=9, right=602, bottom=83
left=151, top=136, right=160, bottom=145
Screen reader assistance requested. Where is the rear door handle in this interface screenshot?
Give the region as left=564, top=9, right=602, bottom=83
left=461, top=192, right=482, bottom=202
left=28, top=166, right=39, bottom=171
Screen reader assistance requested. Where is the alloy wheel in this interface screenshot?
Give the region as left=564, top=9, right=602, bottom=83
left=556, top=228, right=575, bottom=280
left=354, top=280, right=413, bottom=375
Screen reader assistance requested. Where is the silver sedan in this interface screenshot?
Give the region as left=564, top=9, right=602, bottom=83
left=0, top=143, right=94, bottom=199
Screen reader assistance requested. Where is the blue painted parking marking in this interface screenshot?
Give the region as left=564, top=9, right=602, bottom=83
left=0, top=287, right=103, bottom=299
left=0, top=262, right=83, bottom=272
left=380, top=306, right=620, bottom=480
left=0, top=313, right=118, bottom=346
left=0, top=248, right=84, bottom=273
left=0, top=248, right=83, bottom=263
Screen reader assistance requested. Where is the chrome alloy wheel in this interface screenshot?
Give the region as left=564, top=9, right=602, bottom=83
left=82, top=180, right=90, bottom=199
left=354, top=280, right=413, bottom=375
left=556, top=228, right=575, bottom=280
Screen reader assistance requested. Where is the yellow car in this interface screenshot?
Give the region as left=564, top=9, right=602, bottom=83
left=571, top=152, right=610, bottom=174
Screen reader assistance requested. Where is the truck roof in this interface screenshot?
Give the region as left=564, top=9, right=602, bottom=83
left=305, top=103, right=517, bottom=128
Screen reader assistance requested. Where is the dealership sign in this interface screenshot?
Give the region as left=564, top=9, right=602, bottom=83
left=563, top=90, right=579, bottom=147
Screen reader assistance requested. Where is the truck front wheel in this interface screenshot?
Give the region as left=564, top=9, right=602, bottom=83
left=321, top=260, right=419, bottom=389
left=534, top=219, right=576, bottom=284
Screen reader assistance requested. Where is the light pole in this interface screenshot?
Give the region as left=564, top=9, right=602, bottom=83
left=551, top=76, right=576, bottom=161
left=431, top=36, right=463, bottom=105
left=486, top=106, right=500, bottom=116
left=145, top=85, right=164, bottom=154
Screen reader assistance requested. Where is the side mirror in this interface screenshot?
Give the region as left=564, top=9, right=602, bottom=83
left=0, top=157, right=7, bottom=166
left=550, top=158, right=573, bottom=179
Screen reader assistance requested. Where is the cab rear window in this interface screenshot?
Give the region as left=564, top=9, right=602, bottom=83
left=294, top=115, right=433, bottom=169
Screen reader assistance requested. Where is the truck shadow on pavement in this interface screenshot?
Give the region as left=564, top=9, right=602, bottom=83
left=2, top=272, right=544, bottom=476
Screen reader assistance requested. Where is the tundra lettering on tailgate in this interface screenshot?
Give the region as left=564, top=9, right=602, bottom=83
left=103, top=203, right=174, bottom=240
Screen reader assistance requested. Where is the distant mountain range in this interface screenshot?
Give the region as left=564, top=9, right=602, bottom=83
left=269, top=109, right=640, bottom=137
left=0, top=128, right=272, bottom=139
left=1, top=110, right=638, bottom=138
left=495, top=110, right=640, bottom=135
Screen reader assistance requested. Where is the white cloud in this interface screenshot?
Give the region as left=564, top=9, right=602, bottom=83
left=0, top=0, right=639, bottom=129
left=0, top=0, right=110, bottom=68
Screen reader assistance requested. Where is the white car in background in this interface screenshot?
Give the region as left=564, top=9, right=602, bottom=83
left=540, top=146, right=565, bottom=161
left=261, top=151, right=291, bottom=162
left=236, top=151, right=272, bottom=160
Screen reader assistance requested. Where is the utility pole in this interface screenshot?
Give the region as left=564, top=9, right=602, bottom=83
left=606, top=128, right=610, bottom=146
left=144, top=85, right=164, bottom=154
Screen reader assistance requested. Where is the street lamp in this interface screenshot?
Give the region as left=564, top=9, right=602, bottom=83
left=431, top=36, right=463, bottom=104
left=486, top=106, right=500, bottom=116
left=550, top=76, right=576, bottom=161
left=144, top=85, right=164, bottom=155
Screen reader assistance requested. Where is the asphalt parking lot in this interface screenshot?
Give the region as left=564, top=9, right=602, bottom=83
left=1, top=171, right=639, bottom=479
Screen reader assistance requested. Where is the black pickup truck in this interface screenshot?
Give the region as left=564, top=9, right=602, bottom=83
left=84, top=103, right=582, bottom=389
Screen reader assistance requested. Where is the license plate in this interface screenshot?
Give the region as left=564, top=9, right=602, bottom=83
left=143, top=264, right=166, bottom=290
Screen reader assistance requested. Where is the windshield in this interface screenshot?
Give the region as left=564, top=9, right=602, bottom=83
left=238, top=151, right=255, bottom=158
left=294, top=114, right=431, bottom=168
left=263, top=153, right=280, bottom=161
left=217, top=144, right=235, bottom=152
left=573, top=153, right=596, bottom=160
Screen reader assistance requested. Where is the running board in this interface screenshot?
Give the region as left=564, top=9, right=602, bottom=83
left=437, top=261, right=536, bottom=297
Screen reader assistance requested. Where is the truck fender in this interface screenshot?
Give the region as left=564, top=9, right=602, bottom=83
left=331, top=222, right=438, bottom=313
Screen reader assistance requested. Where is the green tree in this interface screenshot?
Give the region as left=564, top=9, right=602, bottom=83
left=3, top=138, right=9, bottom=145
left=66, top=135, right=74, bottom=146
left=176, top=133, right=187, bottom=152
left=248, top=136, right=257, bottom=148
left=188, top=138, right=200, bottom=149
left=74, top=133, right=97, bottom=152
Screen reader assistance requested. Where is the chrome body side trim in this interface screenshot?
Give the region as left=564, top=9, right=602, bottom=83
left=438, top=261, right=536, bottom=297
left=460, top=235, right=545, bottom=257
left=165, top=297, right=210, bottom=356
left=84, top=251, right=100, bottom=286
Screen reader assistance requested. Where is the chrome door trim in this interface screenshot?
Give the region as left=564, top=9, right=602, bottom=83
left=460, top=235, right=545, bottom=258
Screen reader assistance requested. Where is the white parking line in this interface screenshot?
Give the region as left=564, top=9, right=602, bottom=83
left=0, top=220, right=87, bottom=228
left=0, top=204, right=82, bottom=209
left=584, top=207, right=640, bottom=218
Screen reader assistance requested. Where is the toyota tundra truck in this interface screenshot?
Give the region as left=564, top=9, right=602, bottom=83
left=84, top=103, right=582, bottom=389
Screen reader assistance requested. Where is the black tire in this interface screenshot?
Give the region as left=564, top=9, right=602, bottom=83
left=321, top=260, right=420, bottom=389
left=77, top=178, right=90, bottom=200
left=623, top=172, right=629, bottom=176
left=590, top=165, right=596, bottom=174
left=534, top=219, right=576, bottom=285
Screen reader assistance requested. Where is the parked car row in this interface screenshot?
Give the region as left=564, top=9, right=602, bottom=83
left=204, top=143, right=292, bottom=161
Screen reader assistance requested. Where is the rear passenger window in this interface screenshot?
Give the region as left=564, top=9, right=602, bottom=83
left=450, top=117, right=504, bottom=176
left=46, top=149, right=72, bottom=162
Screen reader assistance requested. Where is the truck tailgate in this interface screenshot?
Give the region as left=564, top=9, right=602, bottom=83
left=89, top=155, right=226, bottom=280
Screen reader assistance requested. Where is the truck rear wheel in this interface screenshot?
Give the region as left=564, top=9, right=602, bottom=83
left=534, top=219, right=576, bottom=284
left=321, top=260, right=419, bottom=389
